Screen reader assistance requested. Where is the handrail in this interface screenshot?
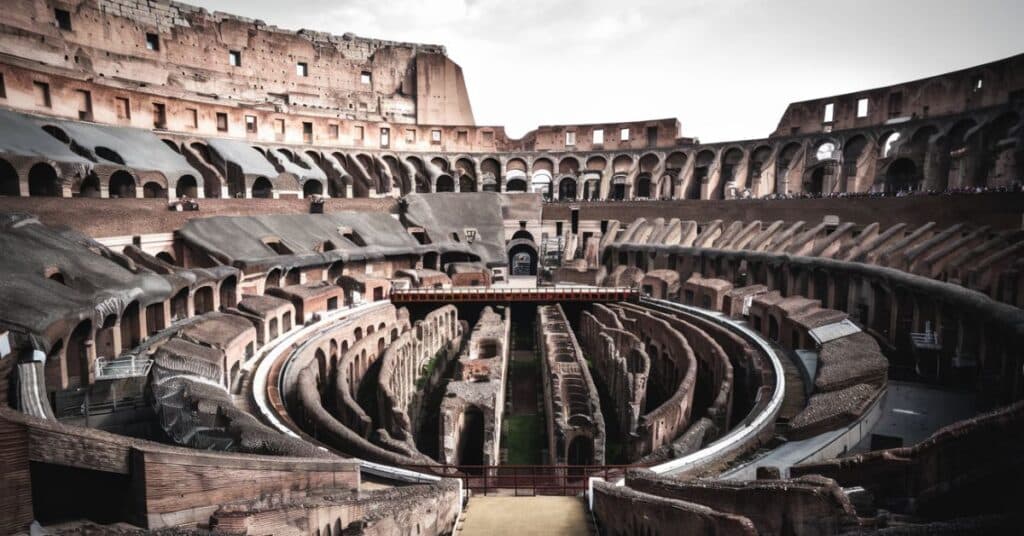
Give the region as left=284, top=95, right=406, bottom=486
left=641, top=298, right=786, bottom=476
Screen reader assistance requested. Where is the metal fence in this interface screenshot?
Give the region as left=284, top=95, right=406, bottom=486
left=399, top=464, right=633, bottom=496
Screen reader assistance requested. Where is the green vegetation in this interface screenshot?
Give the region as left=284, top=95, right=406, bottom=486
left=503, top=414, right=544, bottom=465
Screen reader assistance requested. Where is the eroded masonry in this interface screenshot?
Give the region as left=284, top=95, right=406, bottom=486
left=0, top=0, right=1023, bottom=535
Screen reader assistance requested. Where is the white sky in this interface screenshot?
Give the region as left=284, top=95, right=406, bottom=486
left=191, top=0, right=1024, bottom=142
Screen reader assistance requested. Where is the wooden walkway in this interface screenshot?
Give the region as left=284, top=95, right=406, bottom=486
left=458, top=496, right=593, bottom=536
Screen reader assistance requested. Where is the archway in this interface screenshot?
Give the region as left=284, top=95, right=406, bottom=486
left=251, top=177, right=273, bottom=198
left=457, top=407, right=485, bottom=467
left=507, top=242, right=538, bottom=276
left=558, top=177, right=577, bottom=200
left=265, top=269, right=282, bottom=289
left=530, top=171, right=552, bottom=199
left=143, top=181, right=165, bottom=198
left=886, top=158, right=919, bottom=193
left=66, top=320, right=93, bottom=384
left=120, top=301, right=141, bottom=350
left=567, top=436, right=594, bottom=466
left=28, top=163, right=61, bottom=197
left=109, top=171, right=136, bottom=198
left=610, top=176, right=627, bottom=200
left=505, top=177, right=527, bottom=192
left=435, top=174, right=454, bottom=192
left=303, top=180, right=324, bottom=198
left=175, top=175, right=198, bottom=198
left=0, top=159, right=18, bottom=196
left=220, top=275, right=238, bottom=309
left=459, top=174, right=476, bottom=192
left=635, top=174, right=651, bottom=199
left=77, top=175, right=100, bottom=198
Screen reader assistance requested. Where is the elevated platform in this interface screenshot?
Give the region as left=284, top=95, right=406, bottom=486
left=390, top=286, right=639, bottom=303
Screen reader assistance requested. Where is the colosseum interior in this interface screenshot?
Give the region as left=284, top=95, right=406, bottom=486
left=0, top=1, right=1022, bottom=534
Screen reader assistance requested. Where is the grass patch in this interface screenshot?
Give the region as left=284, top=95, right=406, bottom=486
left=503, top=414, right=545, bottom=465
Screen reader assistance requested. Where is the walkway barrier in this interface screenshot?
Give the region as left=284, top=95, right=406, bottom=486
left=401, top=464, right=634, bottom=496
left=391, top=286, right=640, bottom=303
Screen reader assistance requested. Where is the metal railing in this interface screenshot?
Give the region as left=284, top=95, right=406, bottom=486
left=390, top=286, right=640, bottom=303
left=400, top=464, right=633, bottom=496
left=95, top=355, right=153, bottom=380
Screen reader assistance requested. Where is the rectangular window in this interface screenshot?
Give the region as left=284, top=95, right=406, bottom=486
left=216, top=112, right=228, bottom=132
left=354, top=125, right=364, bottom=141
left=146, top=33, right=160, bottom=51
left=856, top=98, right=869, bottom=118
left=75, top=89, right=92, bottom=120
left=116, top=97, right=131, bottom=120
left=186, top=108, right=198, bottom=128
left=405, top=129, right=416, bottom=143
left=303, top=121, right=313, bottom=144
left=0, top=73, right=5, bottom=99
left=229, top=50, right=241, bottom=67
left=646, top=126, right=658, bottom=147
left=245, top=115, right=257, bottom=133
left=380, top=127, right=390, bottom=148
left=296, top=62, right=308, bottom=77
left=360, top=71, right=371, bottom=85
left=888, top=92, right=903, bottom=118
left=152, top=102, right=166, bottom=129
left=823, top=102, right=835, bottom=123
left=593, top=128, right=604, bottom=145
left=456, top=130, right=468, bottom=144
left=620, top=128, right=630, bottom=141
left=33, top=81, right=51, bottom=108
left=274, top=118, right=285, bottom=141
left=55, top=9, right=72, bottom=31
left=328, top=124, right=339, bottom=140
left=565, top=131, right=576, bottom=146
left=431, top=129, right=442, bottom=144
left=482, top=131, right=494, bottom=144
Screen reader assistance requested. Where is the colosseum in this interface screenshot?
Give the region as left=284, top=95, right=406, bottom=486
left=0, top=1, right=1021, bottom=534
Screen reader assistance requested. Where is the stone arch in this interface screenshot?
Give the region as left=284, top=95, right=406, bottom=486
left=689, top=149, right=715, bottom=199
left=507, top=240, right=538, bottom=276
left=532, top=157, right=554, bottom=174
left=557, top=176, right=577, bottom=200
left=435, top=174, right=454, bottom=192
left=718, top=147, right=744, bottom=199
left=28, top=163, right=61, bottom=197
left=612, top=154, right=633, bottom=174
left=176, top=175, right=199, bottom=198
left=251, top=176, right=273, bottom=198
left=303, top=179, right=324, bottom=197
left=558, top=155, right=580, bottom=175
left=108, top=170, right=137, bottom=198
left=0, top=159, right=18, bottom=196
left=885, top=158, right=919, bottom=192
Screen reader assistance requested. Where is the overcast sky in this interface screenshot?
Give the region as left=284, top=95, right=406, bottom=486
left=191, top=0, right=1024, bottom=142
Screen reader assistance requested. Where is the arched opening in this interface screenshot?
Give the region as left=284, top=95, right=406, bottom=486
left=285, top=269, right=301, bottom=286
left=718, top=148, right=744, bottom=199
left=841, top=136, right=868, bottom=192
left=768, top=316, right=780, bottom=342
left=94, top=314, right=118, bottom=359
left=120, top=301, right=141, bottom=350
left=251, top=177, right=273, bottom=198
left=531, top=171, right=553, bottom=199
left=171, top=287, right=189, bottom=321
left=28, top=163, right=61, bottom=197
left=459, top=174, right=476, bottom=192
left=610, top=175, right=627, bottom=200
left=66, top=320, right=92, bottom=384
left=269, top=317, right=279, bottom=340
left=457, top=407, right=485, bottom=467
left=77, top=175, right=101, bottom=198
left=220, top=275, right=238, bottom=309
left=886, top=158, right=919, bottom=193
left=175, top=175, right=198, bottom=198
left=193, top=286, right=214, bottom=314
left=303, top=180, right=323, bottom=198
left=567, top=436, right=594, bottom=466
left=805, top=164, right=834, bottom=195
left=635, top=174, right=651, bottom=199
left=156, top=251, right=175, bottom=265
left=108, top=171, right=136, bottom=198
left=508, top=243, right=538, bottom=276
left=505, top=177, right=527, bottom=192
left=0, top=159, right=18, bottom=196
left=557, top=177, right=577, bottom=200
left=435, top=174, right=454, bottom=192
left=142, top=181, right=165, bottom=198
left=776, top=143, right=801, bottom=194
left=582, top=176, right=600, bottom=200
